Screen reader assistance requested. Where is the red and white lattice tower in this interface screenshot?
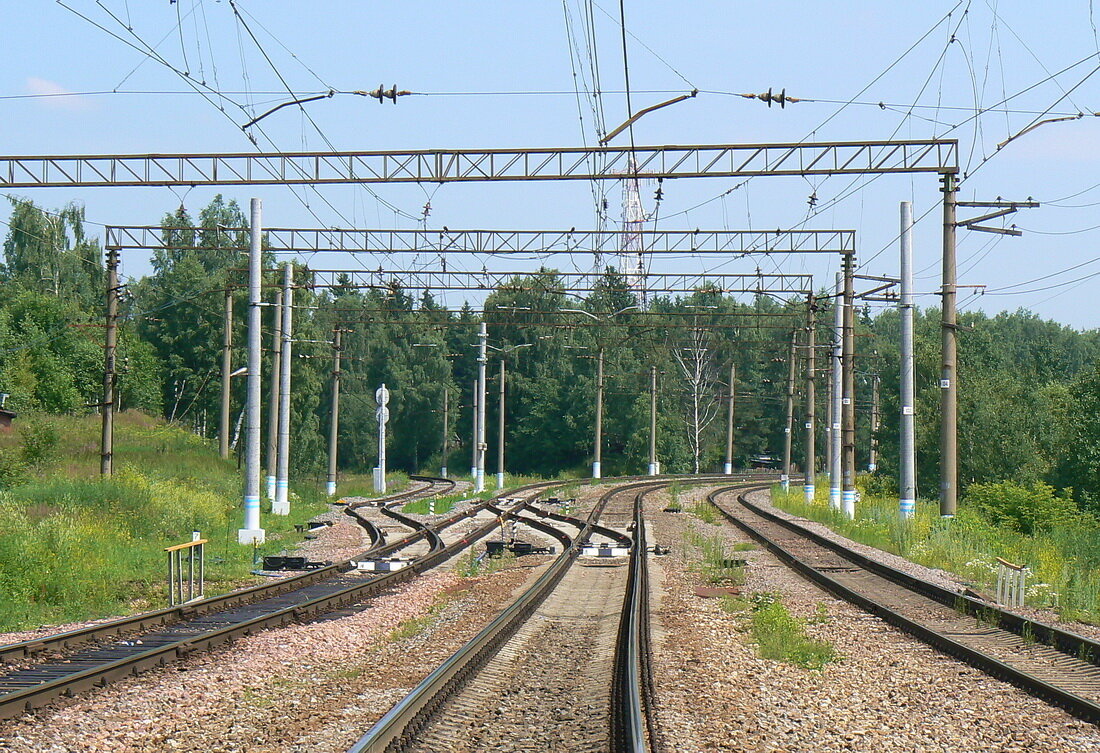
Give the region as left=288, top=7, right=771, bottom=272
left=619, top=166, right=649, bottom=301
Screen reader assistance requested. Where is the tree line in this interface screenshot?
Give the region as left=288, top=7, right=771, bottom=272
left=4, top=195, right=1100, bottom=509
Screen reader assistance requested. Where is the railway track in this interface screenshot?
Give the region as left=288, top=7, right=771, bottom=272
left=0, top=475, right=555, bottom=720
left=709, top=485, right=1100, bottom=726
left=349, top=473, right=773, bottom=753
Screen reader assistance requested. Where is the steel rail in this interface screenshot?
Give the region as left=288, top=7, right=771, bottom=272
left=709, top=486, right=1100, bottom=726
left=0, top=494, right=535, bottom=721
left=347, top=473, right=775, bottom=753
left=611, top=487, right=650, bottom=753
left=0, top=479, right=561, bottom=720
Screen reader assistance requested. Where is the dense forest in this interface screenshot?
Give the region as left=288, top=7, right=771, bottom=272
left=4, top=195, right=1100, bottom=509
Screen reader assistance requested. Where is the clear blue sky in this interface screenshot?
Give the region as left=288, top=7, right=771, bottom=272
left=3, top=2, right=1100, bottom=326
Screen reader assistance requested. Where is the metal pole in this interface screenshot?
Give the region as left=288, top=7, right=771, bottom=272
left=842, top=253, right=857, bottom=518
left=941, top=173, right=959, bottom=518
left=593, top=348, right=604, bottom=479
left=900, top=201, right=917, bottom=519
left=471, top=379, right=478, bottom=480
left=441, top=386, right=449, bottom=477
left=476, top=323, right=487, bottom=492
left=724, top=362, right=736, bottom=475
left=326, top=329, right=342, bottom=497
left=804, top=295, right=817, bottom=504
left=219, top=289, right=233, bottom=459
left=648, top=365, right=658, bottom=475
left=781, top=329, right=797, bottom=493
left=829, top=272, right=843, bottom=511
left=265, top=288, right=282, bottom=501
left=273, top=263, right=293, bottom=515
left=238, top=198, right=264, bottom=544
left=497, top=359, right=506, bottom=490
left=100, top=248, right=119, bottom=477
left=870, top=371, right=880, bottom=472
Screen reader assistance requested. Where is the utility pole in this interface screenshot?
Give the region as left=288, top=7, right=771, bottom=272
left=781, top=329, right=797, bottom=493
left=273, top=263, right=293, bottom=515
left=441, top=386, right=449, bottom=477
left=900, top=201, right=917, bottom=519
left=941, top=173, right=958, bottom=518
left=593, top=348, right=604, bottom=479
left=476, top=323, right=488, bottom=492
left=829, top=272, right=843, bottom=511
left=326, top=328, right=342, bottom=497
left=724, top=362, right=736, bottom=475
left=219, top=289, right=234, bottom=459
left=265, top=288, right=282, bottom=501
left=841, top=253, right=857, bottom=518
left=238, top=198, right=265, bottom=544
left=471, top=379, right=478, bottom=481
left=869, top=370, right=880, bottom=472
left=100, top=248, right=120, bottom=477
left=649, top=365, right=659, bottom=475
left=804, top=295, right=816, bottom=503
left=497, top=359, right=506, bottom=490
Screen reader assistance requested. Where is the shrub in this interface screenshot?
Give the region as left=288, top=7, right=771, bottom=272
left=20, top=418, right=60, bottom=468
left=965, top=480, right=1079, bottom=534
left=0, top=449, right=28, bottom=489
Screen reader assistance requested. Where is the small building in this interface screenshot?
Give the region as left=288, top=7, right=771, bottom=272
left=0, top=408, right=17, bottom=432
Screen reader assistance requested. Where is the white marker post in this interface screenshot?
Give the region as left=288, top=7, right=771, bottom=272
left=375, top=384, right=390, bottom=494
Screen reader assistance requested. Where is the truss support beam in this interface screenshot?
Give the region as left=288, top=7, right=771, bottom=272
left=105, top=227, right=857, bottom=256
left=6, top=140, right=957, bottom=188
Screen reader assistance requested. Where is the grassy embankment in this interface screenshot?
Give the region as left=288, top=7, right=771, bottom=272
left=771, top=478, right=1100, bottom=623
left=0, top=411, right=402, bottom=632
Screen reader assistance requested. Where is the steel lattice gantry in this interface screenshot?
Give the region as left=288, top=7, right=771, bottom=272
left=105, top=226, right=854, bottom=256
left=297, top=269, right=812, bottom=295
left=5, top=139, right=956, bottom=187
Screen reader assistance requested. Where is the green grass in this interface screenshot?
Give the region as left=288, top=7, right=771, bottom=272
left=456, top=549, right=518, bottom=577
left=0, top=411, right=330, bottom=631
left=684, top=527, right=746, bottom=586
left=746, top=592, right=839, bottom=670
left=771, top=477, right=1100, bottom=624
left=325, top=471, right=410, bottom=500
left=690, top=499, right=721, bottom=525
left=401, top=494, right=459, bottom=515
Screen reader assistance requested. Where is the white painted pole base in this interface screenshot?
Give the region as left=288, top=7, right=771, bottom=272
left=842, top=489, right=856, bottom=519
left=441, top=466, right=448, bottom=478
left=829, top=488, right=841, bottom=511
left=804, top=484, right=815, bottom=504
left=475, top=470, right=485, bottom=492
left=272, top=482, right=290, bottom=515
left=780, top=474, right=790, bottom=493
left=373, top=467, right=385, bottom=494
left=497, top=472, right=505, bottom=490
left=265, top=475, right=276, bottom=500
left=723, top=462, right=733, bottom=475
left=647, top=462, right=658, bottom=476
left=237, top=527, right=266, bottom=545
left=240, top=495, right=263, bottom=545
left=592, top=461, right=601, bottom=479
left=326, top=481, right=336, bottom=497
left=900, top=498, right=916, bottom=519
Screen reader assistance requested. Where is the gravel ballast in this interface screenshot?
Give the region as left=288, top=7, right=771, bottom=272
left=647, top=485, right=1100, bottom=753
